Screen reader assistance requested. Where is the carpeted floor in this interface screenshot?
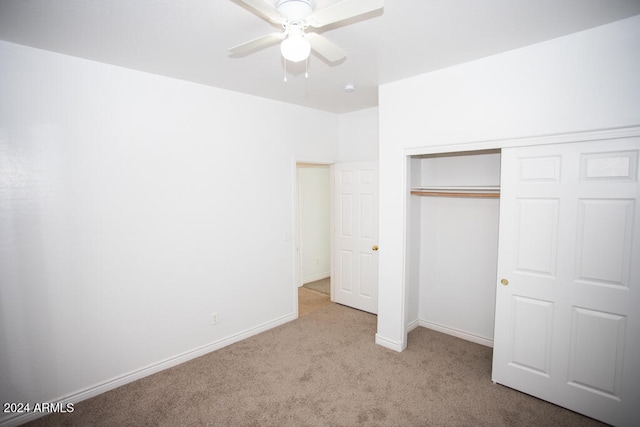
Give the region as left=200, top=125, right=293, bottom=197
left=302, top=277, right=330, bottom=295
left=298, top=287, right=331, bottom=316
left=26, top=303, right=605, bottom=427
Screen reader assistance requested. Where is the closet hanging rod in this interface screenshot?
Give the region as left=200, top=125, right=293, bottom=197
left=411, top=186, right=500, bottom=198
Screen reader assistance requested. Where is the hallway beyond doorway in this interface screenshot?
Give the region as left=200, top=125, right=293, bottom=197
left=302, top=277, right=330, bottom=295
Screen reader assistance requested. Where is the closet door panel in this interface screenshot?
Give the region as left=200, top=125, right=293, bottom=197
left=575, top=198, right=634, bottom=287
left=515, top=198, right=559, bottom=277
left=492, top=138, right=640, bottom=427
left=509, top=295, right=554, bottom=376
left=568, top=307, right=626, bottom=399
left=519, top=155, right=562, bottom=182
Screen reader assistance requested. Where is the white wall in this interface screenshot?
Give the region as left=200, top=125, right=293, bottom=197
left=338, top=107, right=379, bottom=162
left=377, top=15, right=640, bottom=350
left=0, top=41, right=338, bottom=424
left=297, top=165, right=330, bottom=284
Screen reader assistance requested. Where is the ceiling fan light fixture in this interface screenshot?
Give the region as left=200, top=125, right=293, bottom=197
left=280, top=34, right=311, bottom=62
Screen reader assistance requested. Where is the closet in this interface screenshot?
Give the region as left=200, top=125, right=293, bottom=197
left=406, top=137, right=640, bottom=426
left=408, top=149, right=501, bottom=346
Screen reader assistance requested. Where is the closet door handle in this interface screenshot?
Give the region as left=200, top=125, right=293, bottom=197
left=500, top=278, right=509, bottom=286
left=372, top=245, right=379, bottom=251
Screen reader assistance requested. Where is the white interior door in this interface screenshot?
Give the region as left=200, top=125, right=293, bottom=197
left=333, top=162, right=379, bottom=314
left=492, top=138, right=640, bottom=426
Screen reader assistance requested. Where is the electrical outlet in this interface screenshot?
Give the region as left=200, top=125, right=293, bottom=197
left=211, top=312, right=218, bottom=325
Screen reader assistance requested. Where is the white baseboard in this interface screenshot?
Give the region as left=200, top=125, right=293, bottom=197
left=406, top=319, right=420, bottom=332
left=375, top=333, right=407, bottom=352
left=418, top=319, right=494, bottom=348
left=302, top=272, right=330, bottom=284
left=0, top=313, right=297, bottom=427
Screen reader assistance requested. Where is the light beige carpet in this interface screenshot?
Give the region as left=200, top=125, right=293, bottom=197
left=298, top=286, right=331, bottom=317
left=302, top=277, right=330, bottom=295
left=27, top=303, right=605, bottom=426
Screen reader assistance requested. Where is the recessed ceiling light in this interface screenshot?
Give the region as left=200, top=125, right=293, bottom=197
left=344, top=83, right=356, bottom=92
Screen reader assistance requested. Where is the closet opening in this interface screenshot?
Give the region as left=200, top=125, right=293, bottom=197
left=407, top=149, right=501, bottom=347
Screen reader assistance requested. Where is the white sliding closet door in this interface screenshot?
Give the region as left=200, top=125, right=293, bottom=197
left=492, top=138, right=640, bottom=426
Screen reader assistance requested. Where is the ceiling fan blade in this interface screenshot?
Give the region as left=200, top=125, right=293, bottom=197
left=306, top=33, right=346, bottom=62
left=228, top=32, right=286, bottom=56
left=235, top=0, right=286, bottom=24
left=307, top=0, right=383, bottom=28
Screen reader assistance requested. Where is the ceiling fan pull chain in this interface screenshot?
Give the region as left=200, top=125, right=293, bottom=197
left=284, top=59, right=288, bottom=82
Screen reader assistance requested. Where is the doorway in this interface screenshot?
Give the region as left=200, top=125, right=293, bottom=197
left=296, top=162, right=332, bottom=315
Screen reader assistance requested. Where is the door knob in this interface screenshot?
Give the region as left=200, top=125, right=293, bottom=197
left=372, top=245, right=379, bottom=251
left=501, top=278, right=509, bottom=286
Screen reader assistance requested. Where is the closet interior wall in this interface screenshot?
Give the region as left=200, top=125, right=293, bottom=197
left=409, top=150, right=501, bottom=346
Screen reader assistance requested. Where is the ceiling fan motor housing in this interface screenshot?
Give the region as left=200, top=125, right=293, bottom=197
left=277, top=0, right=314, bottom=19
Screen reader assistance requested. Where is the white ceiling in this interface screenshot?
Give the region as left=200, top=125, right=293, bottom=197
left=1, top=0, right=639, bottom=114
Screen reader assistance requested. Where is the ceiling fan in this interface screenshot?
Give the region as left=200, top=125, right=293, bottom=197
left=229, top=0, right=384, bottom=64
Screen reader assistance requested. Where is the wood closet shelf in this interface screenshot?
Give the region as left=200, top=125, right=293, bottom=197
left=410, top=186, right=500, bottom=198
